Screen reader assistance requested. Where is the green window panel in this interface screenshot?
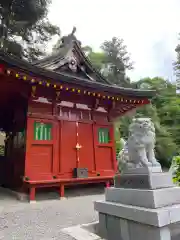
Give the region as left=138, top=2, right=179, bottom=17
left=98, top=128, right=110, bottom=144
left=34, top=122, right=52, bottom=141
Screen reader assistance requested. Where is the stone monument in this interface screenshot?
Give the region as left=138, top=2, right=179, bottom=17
left=95, top=118, right=180, bottom=240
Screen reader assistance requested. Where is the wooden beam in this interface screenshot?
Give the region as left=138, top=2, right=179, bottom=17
left=56, top=91, right=61, bottom=101
left=92, top=98, right=100, bottom=110
left=30, top=85, right=39, bottom=100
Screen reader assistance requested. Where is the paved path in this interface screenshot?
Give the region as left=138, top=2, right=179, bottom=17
left=0, top=187, right=104, bottom=240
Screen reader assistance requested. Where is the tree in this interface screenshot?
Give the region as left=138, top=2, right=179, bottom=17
left=82, top=46, right=107, bottom=72
left=52, top=38, right=62, bottom=53
left=136, top=77, right=180, bottom=146
left=23, top=19, right=60, bottom=61
left=174, top=36, right=180, bottom=84
left=53, top=36, right=133, bottom=87
left=116, top=77, right=178, bottom=168
left=0, top=0, right=60, bottom=61
left=83, top=38, right=133, bottom=86
left=100, top=37, right=133, bottom=87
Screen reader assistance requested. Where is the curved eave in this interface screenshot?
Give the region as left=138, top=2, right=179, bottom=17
left=0, top=52, right=155, bottom=99
left=74, top=41, right=112, bottom=85
left=32, top=45, right=71, bottom=69
left=33, top=41, right=111, bottom=85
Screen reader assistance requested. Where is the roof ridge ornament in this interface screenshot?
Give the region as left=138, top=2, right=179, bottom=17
left=71, top=26, right=76, bottom=36
left=61, top=27, right=81, bottom=46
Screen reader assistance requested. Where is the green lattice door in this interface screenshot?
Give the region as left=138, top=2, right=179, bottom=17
left=95, top=125, right=115, bottom=171
left=34, top=122, right=52, bottom=141
left=98, top=128, right=110, bottom=144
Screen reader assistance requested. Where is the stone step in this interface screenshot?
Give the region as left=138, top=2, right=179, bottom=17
left=114, top=172, right=174, bottom=190
left=94, top=200, right=180, bottom=227
left=105, top=187, right=180, bottom=209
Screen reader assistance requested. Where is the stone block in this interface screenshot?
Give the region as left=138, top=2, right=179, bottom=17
left=119, top=219, right=130, bottom=240
left=95, top=200, right=171, bottom=227
left=122, top=166, right=162, bottom=174
left=150, top=172, right=174, bottom=189
left=114, top=172, right=174, bottom=189
left=105, top=187, right=180, bottom=209
left=168, top=204, right=180, bottom=224
left=98, top=213, right=171, bottom=240
left=106, top=215, right=122, bottom=240
left=128, top=221, right=171, bottom=240
left=98, top=213, right=107, bottom=239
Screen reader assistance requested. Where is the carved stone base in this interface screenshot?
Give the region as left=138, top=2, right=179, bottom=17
left=95, top=177, right=179, bottom=240
left=122, top=166, right=162, bottom=174
left=95, top=202, right=172, bottom=240
left=114, top=172, right=174, bottom=190
left=105, top=186, right=180, bottom=209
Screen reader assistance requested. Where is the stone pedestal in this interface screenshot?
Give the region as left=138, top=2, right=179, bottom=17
left=94, top=170, right=180, bottom=240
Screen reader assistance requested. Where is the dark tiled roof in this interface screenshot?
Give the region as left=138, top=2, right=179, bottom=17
left=33, top=44, right=70, bottom=68
left=33, top=40, right=111, bottom=85
left=33, top=28, right=112, bottom=85
left=0, top=51, right=155, bottom=98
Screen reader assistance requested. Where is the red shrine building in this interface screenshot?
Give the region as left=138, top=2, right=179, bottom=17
left=0, top=30, right=154, bottom=201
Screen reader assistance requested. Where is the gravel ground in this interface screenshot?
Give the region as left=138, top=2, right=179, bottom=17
left=1, top=186, right=180, bottom=240
left=0, top=187, right=105, bottom=240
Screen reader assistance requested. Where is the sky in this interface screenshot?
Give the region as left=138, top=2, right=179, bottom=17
left=48, top=0, right=180, bottom=82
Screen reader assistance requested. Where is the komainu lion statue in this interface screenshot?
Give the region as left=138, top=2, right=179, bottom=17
left=117, top=118, right=161, bottom=173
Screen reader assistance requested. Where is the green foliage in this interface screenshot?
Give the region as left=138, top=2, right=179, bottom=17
left=114, top=122, right=124, bottom=156
left=85, top=37, right=133, bottom=87
left=85, top=39, right=179, bottom=167
left=171, top=156, right=180, bottom=185
left=101, top=37, right=133, bottom=69
left=114, top=77, right=178, bottom=168
left=88, top=51, right=107, bottom=72
left=174, top=36, right=180, bottom=82
left=0, top=0, right=60, bottom=60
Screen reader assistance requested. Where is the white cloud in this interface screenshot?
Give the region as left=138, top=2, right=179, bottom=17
left=48, top=0, right=180, bottom=81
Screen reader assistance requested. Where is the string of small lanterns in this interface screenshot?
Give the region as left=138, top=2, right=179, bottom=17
left=2, top=66, right=146, bottom=105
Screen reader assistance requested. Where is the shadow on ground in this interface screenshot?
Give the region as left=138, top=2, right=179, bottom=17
left=0, top=183, right=105, bottom=204
left=35, top=183, right=105, bottom=202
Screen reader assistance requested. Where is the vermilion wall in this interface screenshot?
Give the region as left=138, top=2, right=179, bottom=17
left=25, top=99, right=117, bottom=181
